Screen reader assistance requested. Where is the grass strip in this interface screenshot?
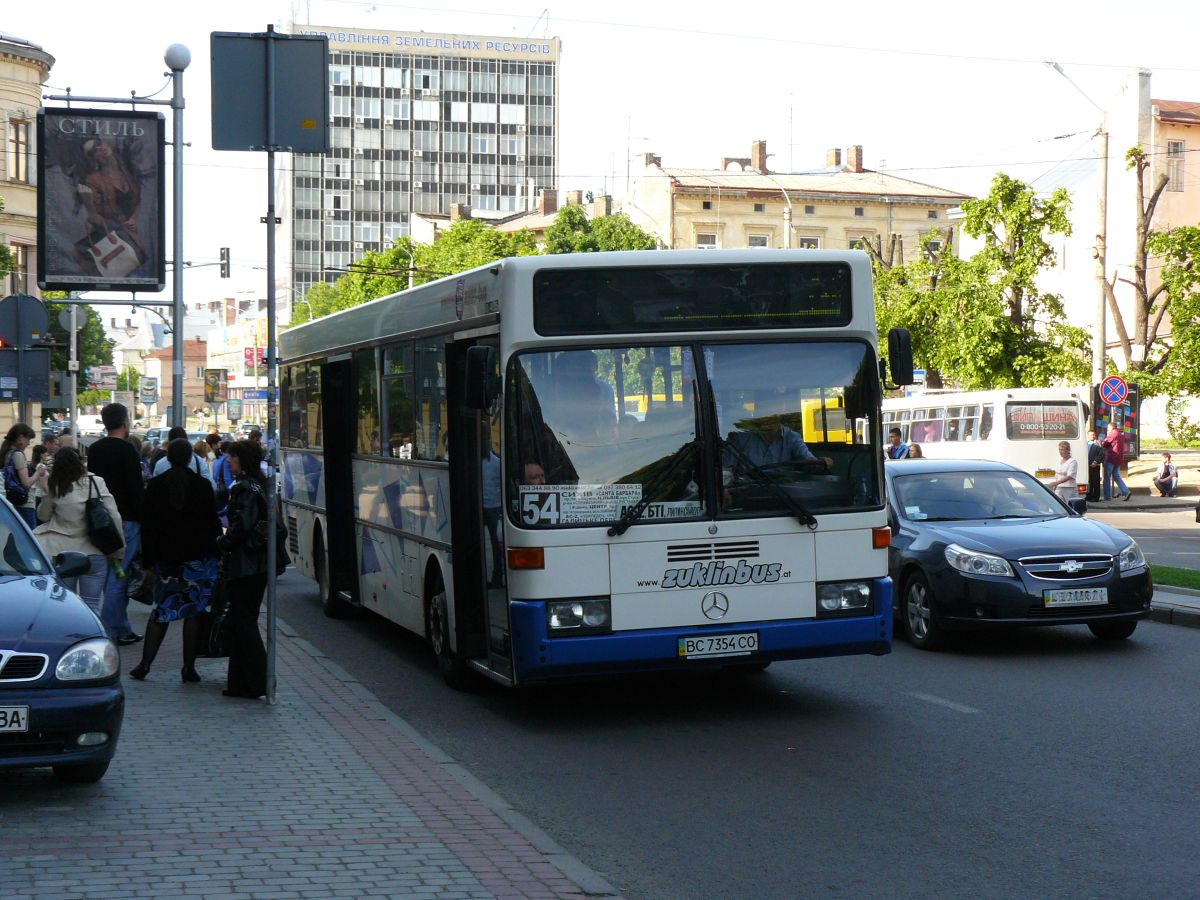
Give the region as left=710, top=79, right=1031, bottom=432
left=1150, top=563, right=1200, bottom=591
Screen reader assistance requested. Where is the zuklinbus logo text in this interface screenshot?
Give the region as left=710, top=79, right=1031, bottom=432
left=660, top=560, right=785, bottom=589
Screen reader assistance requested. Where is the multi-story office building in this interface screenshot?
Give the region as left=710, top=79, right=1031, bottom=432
left=288, top=25, right=561, bottom=300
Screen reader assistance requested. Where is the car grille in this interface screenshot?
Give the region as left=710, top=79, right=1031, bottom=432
left=0, top=735, right=68, bottom=758
left=0, top=652, right=49, bottom=681
left=1018, top=554, right=1113, bottom=582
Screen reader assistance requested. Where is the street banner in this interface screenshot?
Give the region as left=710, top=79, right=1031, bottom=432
left=204, top=368, right=228, bottom=403
left=85, top=365, right=118, bottom=390
left=37, top=108, right=166, bottom=292
left=227, top=398, right=243, bottom=420
left=244, top=346, right=266, bottom=376
left=139, top=375, right=158, bottom=404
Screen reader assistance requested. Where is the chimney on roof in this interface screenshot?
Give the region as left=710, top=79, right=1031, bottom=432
left=538, top=189, right=558, bottom=215
left=592, top=194, right=612, bottom=218
left=450, top=203, right=471, bottom=222
left=566, top=190, right=583, bottom=206
left=826, top=148, right=842, bottom=168
left=846, top=145, right=863, bottom=173
left=643, top=152, right=661, bottom=167
left=751, top=140, right=768, bottom=174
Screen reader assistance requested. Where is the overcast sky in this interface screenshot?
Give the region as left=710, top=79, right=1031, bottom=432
left=7, top=0, right=1200, bottom=306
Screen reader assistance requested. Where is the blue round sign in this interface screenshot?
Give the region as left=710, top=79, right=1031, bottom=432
left=1100, top=375, right=1128, bottom=406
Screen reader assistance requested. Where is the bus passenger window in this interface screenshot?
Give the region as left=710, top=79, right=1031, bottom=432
left=355, top=348, right=381, bottom=455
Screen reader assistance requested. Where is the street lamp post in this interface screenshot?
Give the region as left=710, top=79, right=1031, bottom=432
left=1045, top=61, right=1108, bottom=418
left=165, top=43, right=191, bottom=428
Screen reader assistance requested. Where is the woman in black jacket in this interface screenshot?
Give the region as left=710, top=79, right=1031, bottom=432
left=218, top=439, right=270, bottom=699
left=129, top=439, right=222, bottom=682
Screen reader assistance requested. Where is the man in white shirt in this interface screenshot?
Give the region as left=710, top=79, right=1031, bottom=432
left=1048, top=441, right=1079, bottom=502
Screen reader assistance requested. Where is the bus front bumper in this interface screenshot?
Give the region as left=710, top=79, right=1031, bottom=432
left=509, top=578, right=892, bottom=683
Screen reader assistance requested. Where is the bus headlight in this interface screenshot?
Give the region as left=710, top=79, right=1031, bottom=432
left=816, top=581, right=872, bottom=615
left=547, top=598, right=612, bottom=635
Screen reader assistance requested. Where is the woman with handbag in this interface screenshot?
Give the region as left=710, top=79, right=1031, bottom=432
left=217, top=439, right=272, bottom=699
left=129, top=439, right=222, bottom=683
left=32, top=447, right=123, bottom=617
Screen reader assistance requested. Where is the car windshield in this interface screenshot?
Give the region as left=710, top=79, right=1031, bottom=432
left=893, top=470, right=1066, bottom=522
left=0, top=506, right=48, bottom=577
left=508, top=341, right=882, bottom=528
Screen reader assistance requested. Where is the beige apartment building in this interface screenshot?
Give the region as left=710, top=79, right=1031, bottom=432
left=622, top=140, right=970, bottom=258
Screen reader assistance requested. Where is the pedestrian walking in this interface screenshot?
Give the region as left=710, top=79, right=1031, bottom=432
left=32, top=447, right=123, bottom=618
left=217, top=439, right=271, bottom=699
left=1048, top=441, right=1079, bottom=502
left=1101, top=422, right=1131, bottom=502
left=1086, top=429, right=1104, bottom=502
left=152, top=427, right=214, bottom=484
left=86, top=403, right=146, bottom=644
left=129, top=439, right=222, bottom=683
left=1, top=423, right=39, bottom=529
left=211, top=440, right=234, bottom=525
left=885, top=427, right=909, bottom=460
left=138, top=441, right=154, bottom=485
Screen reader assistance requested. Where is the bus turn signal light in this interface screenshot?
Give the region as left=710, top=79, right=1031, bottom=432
left=872, top=527, right=892, bottom=549
left=507, top=547, right=545, bottom=570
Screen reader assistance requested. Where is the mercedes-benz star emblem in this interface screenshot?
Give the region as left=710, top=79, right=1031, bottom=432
left=701, top=591, right=730, bottom=620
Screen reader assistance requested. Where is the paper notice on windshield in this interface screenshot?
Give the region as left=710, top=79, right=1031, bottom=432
left=619, top=500, right=703, bottom=520
left=519, top=484, right=642, bottom=525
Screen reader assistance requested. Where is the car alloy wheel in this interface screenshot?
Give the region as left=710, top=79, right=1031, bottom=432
left=904, top=572, right=944, bottom=651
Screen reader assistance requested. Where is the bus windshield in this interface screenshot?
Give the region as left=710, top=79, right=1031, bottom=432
left=508, top=340, right=881, bottom=528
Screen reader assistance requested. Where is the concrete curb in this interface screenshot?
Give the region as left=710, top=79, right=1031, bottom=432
left=277, top=615, right=622, bottom=898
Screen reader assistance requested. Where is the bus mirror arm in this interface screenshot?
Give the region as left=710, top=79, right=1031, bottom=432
left=465, top=345, right=500, bottom=410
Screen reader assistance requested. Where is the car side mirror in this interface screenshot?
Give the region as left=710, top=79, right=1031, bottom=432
left=1067, top=497, right=1088, bottom=516
left=53, top=551, right=90, bottom=580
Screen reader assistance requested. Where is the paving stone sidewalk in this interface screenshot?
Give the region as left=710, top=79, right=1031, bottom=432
left=0, top=602, right=617, bottom=899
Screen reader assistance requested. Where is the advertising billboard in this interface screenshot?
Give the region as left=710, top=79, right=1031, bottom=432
left=37, top=108, right=166, bottom=292
left=244, top=346, right=266, bottom=376
left=204, top=369, right=228, bottom=404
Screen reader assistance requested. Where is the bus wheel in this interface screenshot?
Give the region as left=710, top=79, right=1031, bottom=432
left=427, top=580, right=470, bottom=690
left=903, top=572, right=945, bottom=651
left=315, top=531, right=353, bottom=619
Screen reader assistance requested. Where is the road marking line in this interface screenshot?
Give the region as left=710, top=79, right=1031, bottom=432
left=909, top=692, right=980, bottom=714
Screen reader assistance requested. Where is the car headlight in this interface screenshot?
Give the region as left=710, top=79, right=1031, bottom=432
left=816, top=581, right=873, bottom=615
left=55, top=638, right=120, bottom=681
left=547, top=598, right=612, bottom=635
left=1118, top=541, right=1146, bottom=572
left=944, top=543, right=1014, bottom=577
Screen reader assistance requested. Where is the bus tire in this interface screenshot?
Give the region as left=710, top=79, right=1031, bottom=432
left=426, top=577, right=470, bottom=690
left=315, top=530, right=353, bottom=619
left=902, top=571, right=946, bottom=651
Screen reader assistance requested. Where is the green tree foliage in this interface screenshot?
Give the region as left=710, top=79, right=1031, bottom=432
left=417, top=218, right=537, bottom=281
left=874, top=176, right=1090, bottom=389
left=543, top=205, right=658, bottom=254
left=1146, top=224, right=1200, bottom=395
left=116, top=365, right=141, bottom=390
left=41, top=294, right=114, bottom=389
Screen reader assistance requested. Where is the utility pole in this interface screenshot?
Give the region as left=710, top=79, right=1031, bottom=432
left=166, top=43, right=191, bottom=428
left=67, top=299, right=78, bottom=443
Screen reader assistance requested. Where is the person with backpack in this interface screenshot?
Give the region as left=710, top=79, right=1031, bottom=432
left=1, top=423, right=39, bottom=529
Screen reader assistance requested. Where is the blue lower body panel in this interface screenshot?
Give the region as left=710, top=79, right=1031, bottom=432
left=510, top=577, right=892, bottom=684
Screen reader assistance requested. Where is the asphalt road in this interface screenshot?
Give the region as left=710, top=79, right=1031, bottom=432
left=277, top=571, right=1200, bottom=898
left=1088, top=507, right=1200, bottom=570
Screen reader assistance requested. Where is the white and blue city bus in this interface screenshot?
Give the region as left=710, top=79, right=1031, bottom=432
left=278, top=250, right=912, bottom=687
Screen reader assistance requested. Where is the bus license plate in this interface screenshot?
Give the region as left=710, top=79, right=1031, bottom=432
left=0, top=706, right=29, bottom=732
left=678, top=632, right=759, bottom=659
left=1044, top=588, right=1108, bottom=608
left=1035, top=468, right=1055, bottom=479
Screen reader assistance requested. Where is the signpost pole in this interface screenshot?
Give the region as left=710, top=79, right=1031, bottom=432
left=166, top=45, right=190, bottom=429
left=68, top=301, right=78, bottom=440
left=15, top=296, right=25, bottom=424
left=264, top=25, right=279, bottom=707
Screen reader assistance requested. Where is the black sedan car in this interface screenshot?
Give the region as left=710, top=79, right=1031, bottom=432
left=885, top=459, right=1152, bottom=650
left=0, top=502, right=124, bottom=782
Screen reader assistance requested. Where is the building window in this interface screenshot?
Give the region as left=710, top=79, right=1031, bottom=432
left=747, top=235, right=769, bottom=248
left=8, top=244, right=29, bottom=294
left=7, top=120, right=30, bottom=183
left=797, top=236, right=820, bottom=249
left=1168, top=140, right=1185, bottom=192
left=924, top=240, right=943, bottom=258
left=848, top=238, right=866, bottom=250
left=927, top=210, right=939, bottom=219
left=804, top=205, right=815, bottom=215
left=854, top=207, right=864, bottom=217
left=696, top=233, right=717, bottom=249
left=702, top=201, right=712, bottom=210
left=753, top=203, right=765, bottom=213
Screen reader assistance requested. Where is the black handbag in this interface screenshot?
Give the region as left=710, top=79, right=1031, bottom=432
left=198, top=572, right=232, bottom=658
left=127, top=560, right=156, bottom=605
left=85, top=477, right=124, bottom=556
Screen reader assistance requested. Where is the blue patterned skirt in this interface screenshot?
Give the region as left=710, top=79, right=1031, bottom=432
left=153, top=558, right=219, bottom=624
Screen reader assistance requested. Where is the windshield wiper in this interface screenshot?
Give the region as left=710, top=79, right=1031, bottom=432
left=720, top=436, right=818, bottom=530
left=608, top=440, right=701, bottom=537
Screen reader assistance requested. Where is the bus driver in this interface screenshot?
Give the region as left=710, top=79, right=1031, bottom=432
left=722, top=395, right=833, bottom=478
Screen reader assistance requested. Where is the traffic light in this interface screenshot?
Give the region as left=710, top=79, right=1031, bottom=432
left=220, top=247, right=230, bottom=278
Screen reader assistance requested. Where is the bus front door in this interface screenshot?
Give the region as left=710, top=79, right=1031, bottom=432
left=321, top=358, right=358, bottom=607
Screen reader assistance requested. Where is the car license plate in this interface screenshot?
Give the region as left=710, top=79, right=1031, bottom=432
left=678, top=632, right=759, bottom=659
left=1044, top=588, right=1108, bottom=607
left=1035, top=468, right=1055, bottom=479
left=0, top=706, right=29, bottom=732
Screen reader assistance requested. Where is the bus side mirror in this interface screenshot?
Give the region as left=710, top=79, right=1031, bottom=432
left=464, top=345, right=499, bottom=410
left=887, top=328, right=914, bottom=386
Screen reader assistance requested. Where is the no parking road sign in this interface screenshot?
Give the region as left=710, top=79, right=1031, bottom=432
left=1099, top=375, right=1128, bottom=406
